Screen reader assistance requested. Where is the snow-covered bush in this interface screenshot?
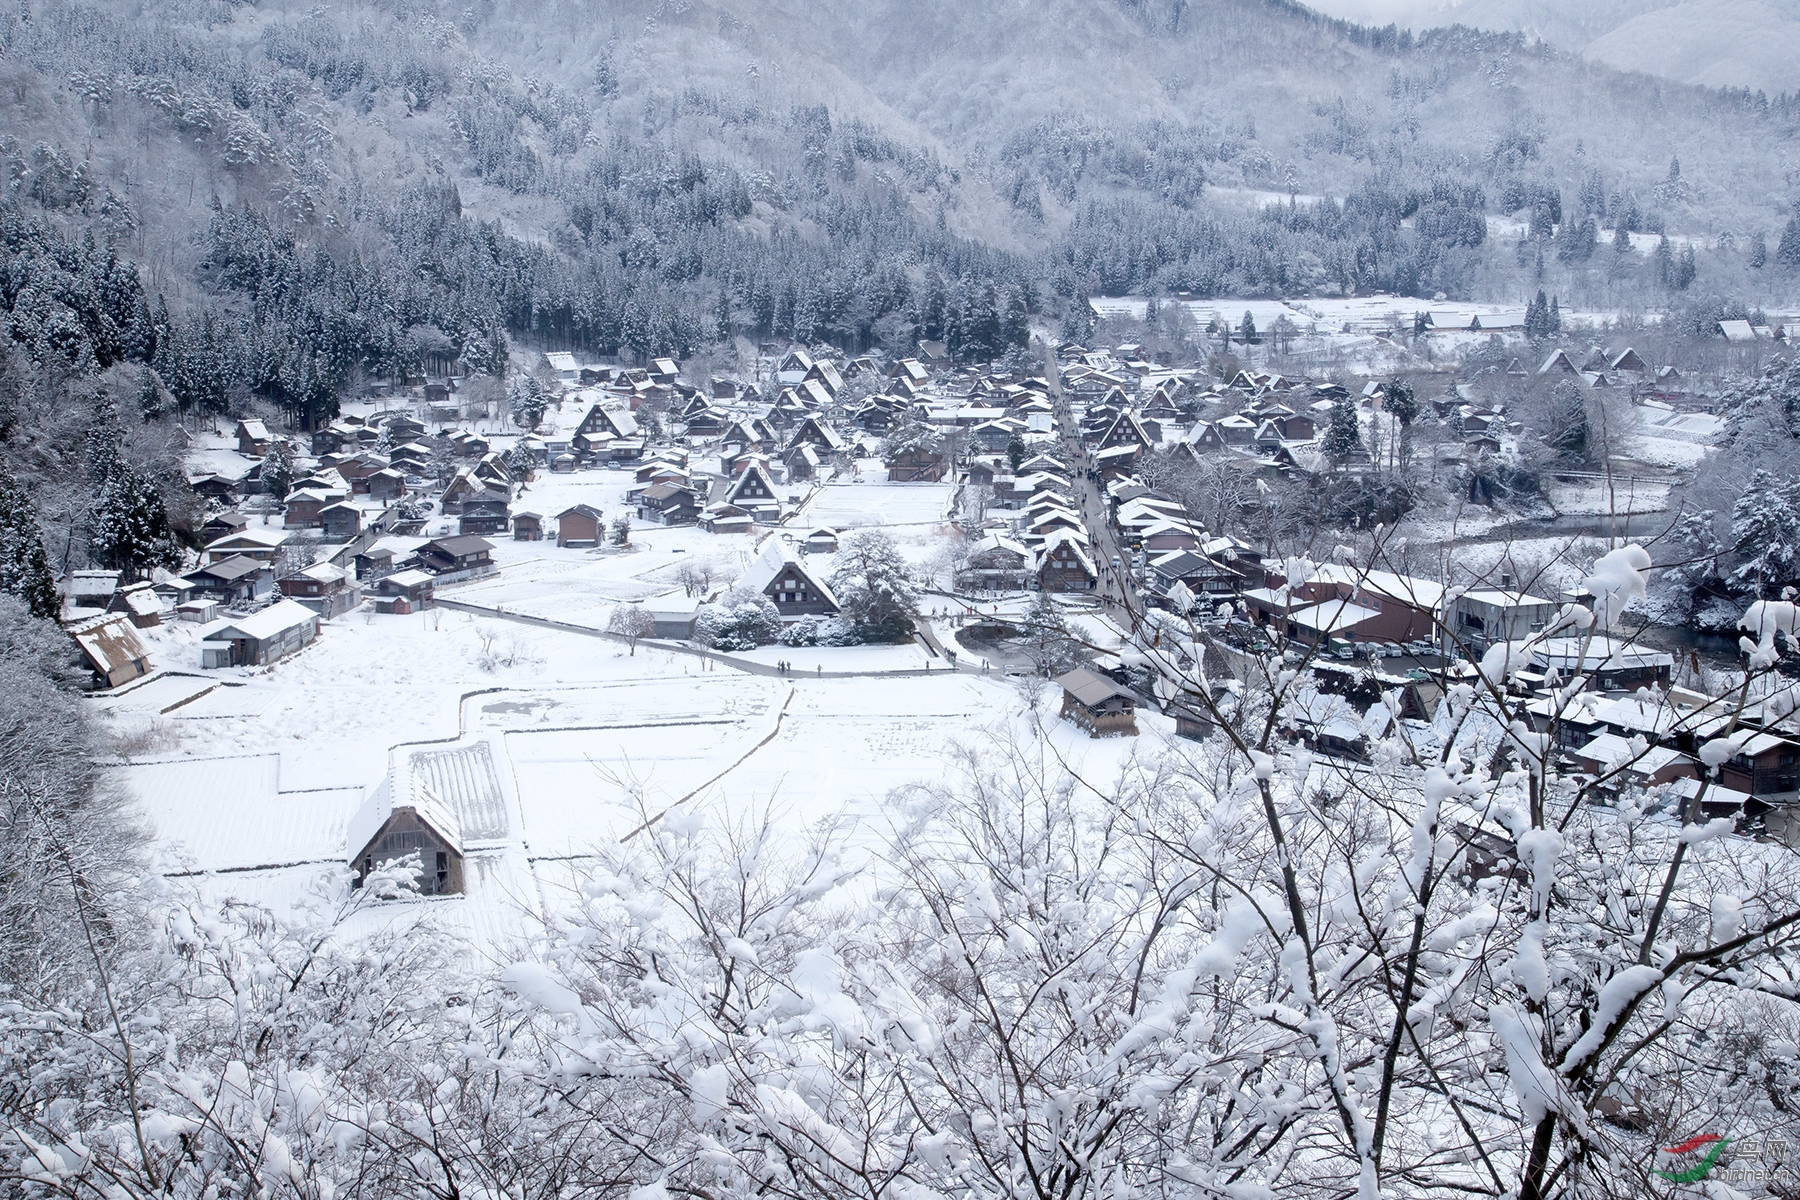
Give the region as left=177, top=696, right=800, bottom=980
left=776, top=613, right=860, bottom=646
left=695, top=589, right=782, bottom=650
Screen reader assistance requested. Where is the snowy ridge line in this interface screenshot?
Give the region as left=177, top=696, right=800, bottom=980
left=107, top=750, right=280, bottom=768
left=87, top=667, right=230, bottom=699
left=163, top=856, right=340, bottom=879
left=619, top=685, right=797, bottom=844
left=503, top=718, right=739, bottom=737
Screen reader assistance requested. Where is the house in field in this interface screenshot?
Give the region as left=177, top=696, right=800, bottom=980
left=699, top=502, right=754, bottom=534
left=181, top=555, right=276, bottom=607
left=544, top=350, right=579, bottom=382
left=204, top=527, right=289, bottom=564
left=1057, top=667, right=1138, bottom=737
left=1036, top=531, right=1098, bottom=593
left=513, top=512, right=545, bottom=542
left=886, top=445, right=948, bottom=482
left=235, top=419, right=271, bottom=457
left=725, top=460, right=782, bottom=521
left=375, top=569, right=435, bottom=613
left=642, top=592, right=701, bottom=639
left=418, top=536, right=495, bottom=576
left=803, top=527, right=840, bottom=555
left=200, top=599, right=320, bottom=668
left=556, top=504, right=605, bottom=548
left=279, top=562, right=361, bottom=618
left=458, top=491, right=512, bottom=536
left=958, top=533, right=1033, bottom=591
left=346, top=756, right=464, bottom=895
left=636, top=483, right=699, bottom=525
left=63, top=569, right=121, bottom=611
left=738, top=537, right=839, bottom=618
left=68, top=614, right=152, bottom=689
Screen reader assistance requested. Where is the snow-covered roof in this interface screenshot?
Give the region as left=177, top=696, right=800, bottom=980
left=201, top=599, right=319, bottom=642
left=1574, top=733, right=1692, bottom=777
left=1456, top=589, right=1556, bottom=609
left=206, top=527, right=289, bottom=552
left=69, top=614, right=148, bottom=674
left=1307, top=565, right=1447, bottom=611
left=297, top=562, right=350, bottom=585
left=738, top=537, right=839, bottom=608
left=345, top=748, right=465, bottom=862
left=1530, top=636, right=1672, bottom=674
left=1286, top=598, right=1382, bottom=635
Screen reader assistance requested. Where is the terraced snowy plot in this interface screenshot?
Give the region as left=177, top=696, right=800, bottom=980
left=98, top=610, right=1157, bottom=951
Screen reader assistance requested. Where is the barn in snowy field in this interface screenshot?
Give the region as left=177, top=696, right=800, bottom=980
left=345, top=740, right=507, bottom=897
left=1056, top=667, right=1139, bottom=737
left=738, top=537, right=839, bottom=618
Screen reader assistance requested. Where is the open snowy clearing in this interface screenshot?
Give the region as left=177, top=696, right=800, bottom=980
left=795, top=480, right=953, bottom=528
left=98, top=608, right=1162, bottom=955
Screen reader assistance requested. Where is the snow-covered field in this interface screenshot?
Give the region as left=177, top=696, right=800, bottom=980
left=98, top=609, right=1161, bottom=953
left=795, top=479, right=953, bottom=528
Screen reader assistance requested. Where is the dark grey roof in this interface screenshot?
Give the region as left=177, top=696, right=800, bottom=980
left=1057, top=667, right=1135, bottom=708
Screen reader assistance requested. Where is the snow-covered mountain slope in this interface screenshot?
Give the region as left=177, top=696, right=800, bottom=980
left=1305, top=0, right=1800, bottom=93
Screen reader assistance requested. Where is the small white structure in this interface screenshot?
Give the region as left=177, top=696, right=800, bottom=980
left=176, top=599, right=220, bottom=623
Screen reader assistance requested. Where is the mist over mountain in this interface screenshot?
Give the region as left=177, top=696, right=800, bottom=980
left=1304, top=0, right=1800, bottom=94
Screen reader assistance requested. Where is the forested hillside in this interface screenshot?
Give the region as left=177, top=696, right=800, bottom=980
left=2, top=0, right=1800, bottom=436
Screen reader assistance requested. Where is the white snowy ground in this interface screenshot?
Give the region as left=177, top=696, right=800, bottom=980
left=97, top=609, right=1164, bottom=958
left=102, top=466, right=1150, bottom=956
left=409, top=469, right=956, bottom=631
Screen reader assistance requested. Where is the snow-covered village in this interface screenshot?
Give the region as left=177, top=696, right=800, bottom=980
left=16, top=2, right=1800, bottom=1198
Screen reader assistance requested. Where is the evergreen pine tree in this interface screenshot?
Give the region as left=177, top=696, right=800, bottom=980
left=1613, top=224, right=1633, bottom=255
left=1322, top=393, right=1362, bottom=465
left=136, top=367, right=167, bottom=422
left=89, top=463, right=180, bottom=580
left=1382, top=380, right=1418, bottom=426
left=0, top=466, right=58, bottom=619
left=1003, top=288, right=1030, bottom=350
left=1778, top=215, right=1800, bottom=268
left=1543, top=382, right=1591, bottom=464
left=1238, top=310, right=1257, bottom=345
left=262, top=438, right=297, bottom=501
left=1751, top=232, right=1769, bottom=269
left=1654, top=236, right=1675, bottom=286
left=1549, top=295, right=1562, bottom=334
left=1675, top=244, right=1697, bottom=290
left=85, top=391, right=124, bottom=487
